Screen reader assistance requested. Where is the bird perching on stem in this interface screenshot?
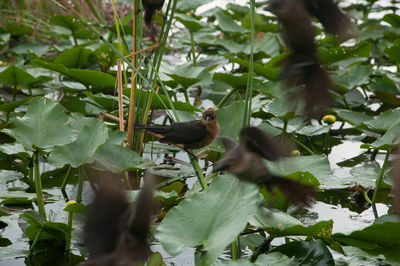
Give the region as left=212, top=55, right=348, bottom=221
left=135, top=108, right=220, bottom=156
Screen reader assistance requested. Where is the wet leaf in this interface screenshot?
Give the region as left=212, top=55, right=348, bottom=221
left=0, top=66, right=35, bottom=86
left=3, top=97, right=76, bottom=150
left=48, top=118, right=109, bottom=168
left=156, top=174, right=259, bottom=265
left=272, top=239, right=334, bottom=265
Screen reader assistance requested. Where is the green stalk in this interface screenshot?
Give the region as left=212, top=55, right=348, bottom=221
left=189, top=30, right=197, bottom=67
left=65, top=211, right=73, bottom=251
left=188, top=153, right=208, bottom=190
left=231, top=237, right=240, bottom=260
left=217, top=88, right=236, bottom=108
left=77, top=167, right=84, bottom=203
left=371, top=150, right=390, bottom=218
left=61, top=165, right=72, bottom=191
left=28, top=228, right=43, bottom=255
left=29, top=160, right=33, bottom=189
left=33, top=150, right=46, bottom=219
left=243, top=0, right=255, bottom=127
left=291, top=136, right=315, bottom=155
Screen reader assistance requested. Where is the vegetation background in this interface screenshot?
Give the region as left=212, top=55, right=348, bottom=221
left=0, top=0, right=400, bottom=265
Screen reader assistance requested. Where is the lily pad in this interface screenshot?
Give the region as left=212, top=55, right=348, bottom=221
left=3, top=97, right=77, bottom=151
left=156, top=174, right=259, bottom=265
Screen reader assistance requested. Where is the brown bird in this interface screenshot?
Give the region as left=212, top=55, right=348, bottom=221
left=142, top=0, right=165, bottom=26
left=302, top=0, right=354, bottom=37
left=265, top=0, right=346, bottom=117
left=136, top=108, right=219, bottom=154
left=213, top=127, right=315, bottom=207
left=82, top=172, right=154, bottom=266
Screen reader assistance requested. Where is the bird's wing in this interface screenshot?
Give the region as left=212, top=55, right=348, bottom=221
left=161, top=120, right=207, bottom=145
left=240, top=127, right=291, bottom=161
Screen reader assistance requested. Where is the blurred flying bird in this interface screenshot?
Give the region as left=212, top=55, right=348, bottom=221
left=135, top=108, right=220, bottom=153
left=266, top=0, right=333, bottom=117
left=303, top=0, right=354, bottom=37
left=82, top=172, right=154, bottom=266
left=213, top=127, right=315, bottom=207
left=142, top=0, right=165, bottom=26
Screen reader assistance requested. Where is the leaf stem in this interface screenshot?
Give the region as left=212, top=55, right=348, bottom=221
left=61, top=165, right=72, bottom=191
left=34, top=150, right=46, bottom=219
left=189, top=30, right=197, bottom=67
left=28, top=228, right=43, bottom=256
left=65, top=211, right=73, bottom=251
left=371, top=149, right=390, bottom=218
left=243, top=0, right=255, bottom=127
left=188, top=152, right=208, bottom=190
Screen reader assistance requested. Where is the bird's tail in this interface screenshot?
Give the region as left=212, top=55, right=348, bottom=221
left=143, top=7, right=156, bottom=26
left=135, top=124, right=169, bottom=135
left=280, top=53, right=332, bottom=118
left=264, top=175, right=315, bottom=207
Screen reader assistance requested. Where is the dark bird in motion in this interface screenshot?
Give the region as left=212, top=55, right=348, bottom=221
left=136, top=108, right=220, bottom=153
left=265, top=0, right=353, bottom=117
left=213, top=127, right=315, bottom=207
left=142, top=0, right=165, bottom=26
left=82, top=172, right=155, bottom=266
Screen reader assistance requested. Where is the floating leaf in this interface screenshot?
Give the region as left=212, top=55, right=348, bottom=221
left=156, top=174, right=259, bottom=265
left=333, top=221, right=400, bottom=261
left=216, top=10, right=245, bottom=33
left=272, top=239, right=334, bottom=265
left=0, top=97, right=32, bottom=113
left=32, top=59, right=116, bottom=87
left=0, top=66, right=35, bottom=86
left=48, top=118, right=109, bottom=168
left=94, top=132, right=147, bottom=172
left=3, top=97, right=77, bottom=151
left=54, top=47, right=92, bottom=68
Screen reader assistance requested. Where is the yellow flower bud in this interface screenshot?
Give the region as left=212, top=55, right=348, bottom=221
left=291, top=150, right=301, bottom=156
left=67, top=200, right=77, bottom=205
left=322, top=114, right=336, bottom=125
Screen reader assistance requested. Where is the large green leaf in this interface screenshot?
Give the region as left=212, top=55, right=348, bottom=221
left=49, top=14, right=82, bottom=33
left=215, top=101, right=245, bottom=141
left=176, top=0, right=213, bottom=11
left=0, top=97, right=32, bottom=112
left=93, top=132, right=147, bottom=172
left=363, top=108, right=400, bottom=132
left=272, top=239, right=335, bottom=265
left=318, top=41, right=371, bottom=65
left=32, top=59, right=115, bottom=87
left=175, top=13, right=209, bottom=32
left=266, top=155, right=331, bottom=187
left=165, top=65, right=212, bottom=88
left=216, top=10, right=245, bottom=33
left=0, top=66, right=35, bottom=86
left=250, top=208, right=333, bottom=239
left=54, top=47, right=92, bottom=68
left=156, top=174, right=259, bottom=265
left=384, top=39, right=400, bottom=64
left=226, top=55, right=280, bottom=81
left=363, top=121, right=400, bottom=150
left=333, top=221, right=400, bottom=261
left=48, top=118, right=109, bottom=168
left=3, top=97, right=77, bottom=151
left=11, top=43, right=50, bottom=57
